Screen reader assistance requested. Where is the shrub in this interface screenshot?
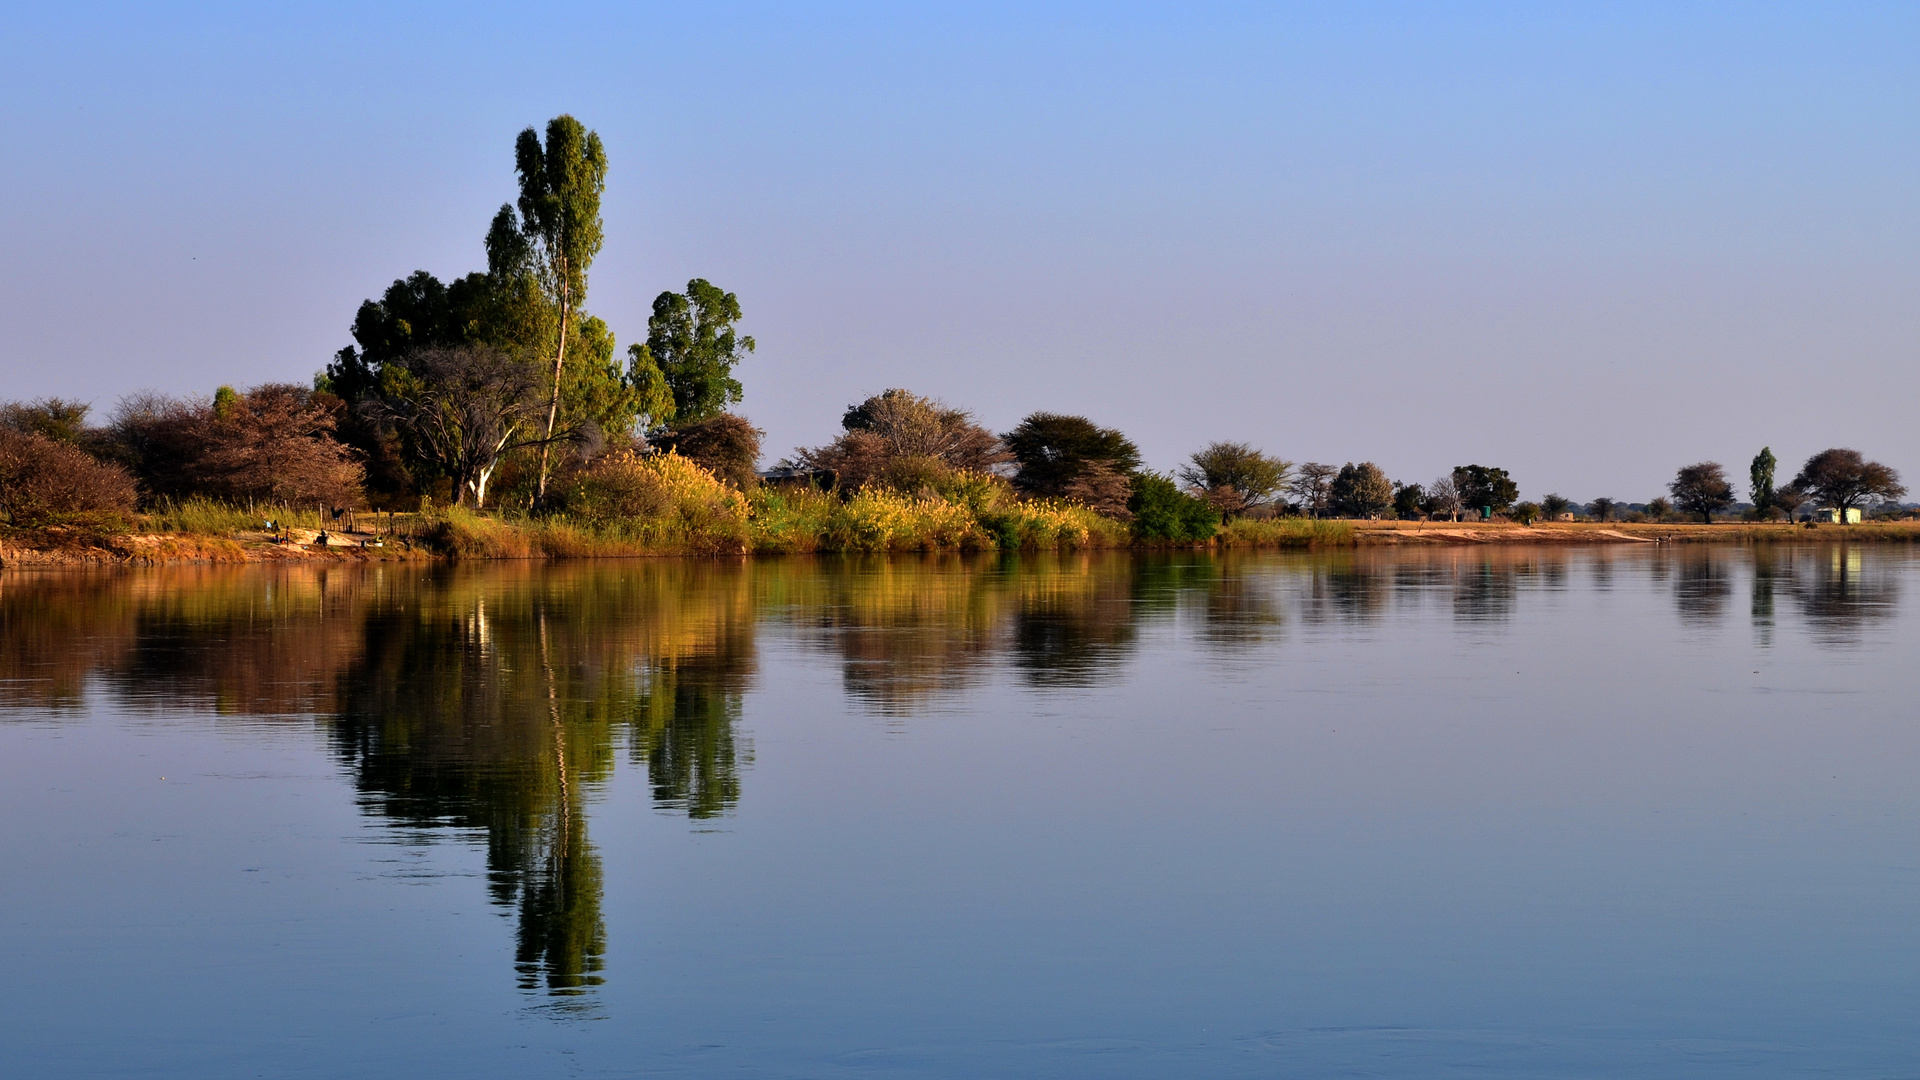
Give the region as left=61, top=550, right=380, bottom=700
left=826, top=488, right=991, bottom=552
left=980, top=499, right=1125, bottom=549
left=1128, top=473, right=1219, bottom=542
left=0, top=428, right=137, bottom=527
left=747, top=484, right=837, bottom=553
left=563, top=451, right=748, bottom=553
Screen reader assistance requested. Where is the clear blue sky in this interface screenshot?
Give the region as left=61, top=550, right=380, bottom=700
left=3, top=2, right=1915, bottom=500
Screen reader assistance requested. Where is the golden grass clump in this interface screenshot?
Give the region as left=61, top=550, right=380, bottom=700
left=825, top=488, right=993, bottom=552
left=982, top=499, right=1129, bottom=550
left=562, top=451, right=749, bottom=554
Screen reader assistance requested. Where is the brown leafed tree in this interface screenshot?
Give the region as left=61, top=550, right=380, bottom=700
left=195, top=384, right=365, bottom=507
left=793, top=389, right=1009, bottom=489
left=650, top=414, right=764, bottom=490
left=0, top=427, right=138, bottom=526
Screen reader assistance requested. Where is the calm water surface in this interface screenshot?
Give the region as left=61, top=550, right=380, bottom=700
left=2, top=546, right=1916, bottom=1077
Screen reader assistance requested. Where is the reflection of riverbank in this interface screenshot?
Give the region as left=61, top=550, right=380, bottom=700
left=0, top=546, right=1907, bottom=999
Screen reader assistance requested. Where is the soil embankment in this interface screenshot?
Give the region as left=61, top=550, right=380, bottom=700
left=4, top=518, right=1915, bottom=568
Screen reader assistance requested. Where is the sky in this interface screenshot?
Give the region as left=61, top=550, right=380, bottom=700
left=2, top=1, right=1916, bottom=501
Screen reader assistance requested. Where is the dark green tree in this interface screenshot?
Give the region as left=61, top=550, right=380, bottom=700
left=1329, top=462, right=1393, bottom=518
left=1670, top=461, right=1736, bottom=523
left=1587, top=497, right=1618, bottom=522
left=1791, top=448, right=1906, bottom=521
left=1003, top=413, right=1141, bottom=501
left=1749, top=446, right=1777, bottom=516
left=512, top=115, right=609, bottom=500
left=1392, top=481, right=1425, bottom=520
left=1511, top=501, right=1542, bottom=525
left=1541, top=493, right=1571, bottom=520
left=641, top=279, right=757, bottom=425
left=1451, top=465, right=1518, bottom=516
left=1127, top=473, right=1220, bottom=541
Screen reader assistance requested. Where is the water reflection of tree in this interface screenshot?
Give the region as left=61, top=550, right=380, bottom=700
left=1670, top=548, right=1733, bottom=625
left=1790, top=545, right=1902, bottom=646
left=1450, top=554, right=1519, bottom=623
left=0, top=563, right=757, bottom=1001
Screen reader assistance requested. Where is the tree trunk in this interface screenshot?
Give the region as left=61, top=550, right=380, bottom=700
left=535, top=272, right=572, bottom=504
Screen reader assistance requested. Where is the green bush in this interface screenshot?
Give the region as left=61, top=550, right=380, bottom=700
left=1127, top=473, right=1218, bottom=542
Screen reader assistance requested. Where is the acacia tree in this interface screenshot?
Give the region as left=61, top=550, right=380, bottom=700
left=1750, top=446, right=1777, bottom=517
left=1669, top=461, right=1735, bottom=523
left=792, top=388, right=1008, bottom=489
left=1588, top=497, right=1618, bottom=522
left=364, top=345, right=554, bottom=508
left=1541, top=493, right=1572, bottom=520
left=1177, top=442, right=1290, bottom=518
left=1288, top=463, right=1338, bottom=517
left=512, top=115, right=609, bottom=500
left=1003, top=413, right=1141, bottom=505
left=1425, top=475, right=1463, bottom=520
left=1791, top=448, right=1906, bottom=521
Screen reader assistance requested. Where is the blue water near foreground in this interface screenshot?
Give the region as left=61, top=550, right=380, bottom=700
left=1, top=546, right=1915, bottom=1077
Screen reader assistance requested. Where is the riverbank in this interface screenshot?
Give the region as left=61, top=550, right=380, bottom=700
left=4, top=514, right=1916, bottom=568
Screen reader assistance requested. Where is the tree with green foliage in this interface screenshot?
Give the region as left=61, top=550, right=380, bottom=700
left=1451, top=465, right=1518, bottom=516
left=1749, top=446, right=1777, bottom=516
left=0, top=398, right=92, bottom=446
left=1392, top=481, right=1425, bottom=520
left=1541, top=493, right=1571, bottom=520
left=1587, top=496, right=1618, bottom=522
left=1177, top=441, right=1290, bottom=518
left=1670, top=461, right=1735, bottom=523
left=1329, top=462, right=1393, bottom=518
left=511, top=115, right=609, bottom=500
left=640, top=279, right=756, bottom=426
left=363, top=345, right=554, bottom=508
left=1128, top=473, right=1219, bottom=541
left=1511, top=501, right=1542, bottom=526
left=1646, top=496, right=1674, bottom=521
left=1003, top=413, right=1141, bottom=500
left=1791, top=448, right=1906, bottom=521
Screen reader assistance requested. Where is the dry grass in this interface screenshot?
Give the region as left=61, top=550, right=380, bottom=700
left=1218, top=517, right=1356, bottom=548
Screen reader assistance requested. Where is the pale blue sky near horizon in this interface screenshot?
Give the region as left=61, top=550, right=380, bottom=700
left=2, top=2, right=1915, bottom=501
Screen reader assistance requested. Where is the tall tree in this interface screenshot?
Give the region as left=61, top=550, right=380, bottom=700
left=1749, top=446, right=1777, bottom=515
left=1393, top=481, right=1425, bottom=520
left=1669, top=461, right=1735, bottom=523
left=1541, top=493, right=1572, bottom=520
left=1587, top=497, right=1618, bottom=522
left=513, top=115, right=609, bottom=500
left=641, top=280, right=757, bottom=425
left=1791, top=448, right=1906, bottom=521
